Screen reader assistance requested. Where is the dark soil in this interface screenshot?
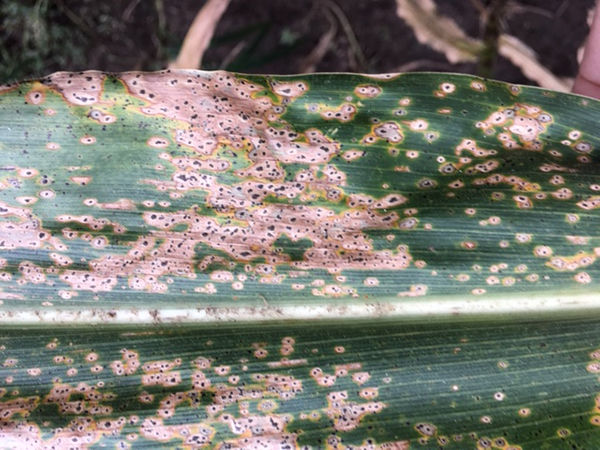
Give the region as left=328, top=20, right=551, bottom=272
left=0, top=0, right=594, bottom=85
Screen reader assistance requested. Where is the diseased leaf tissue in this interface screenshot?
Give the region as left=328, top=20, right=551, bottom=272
left=0, top=71, right=600, bottom=447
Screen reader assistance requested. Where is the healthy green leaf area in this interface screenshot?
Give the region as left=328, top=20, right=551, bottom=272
left=1, top=70, right=600, bottom=448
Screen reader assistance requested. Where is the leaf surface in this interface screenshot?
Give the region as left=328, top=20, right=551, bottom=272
left=0, top=70, right=600, bottom=447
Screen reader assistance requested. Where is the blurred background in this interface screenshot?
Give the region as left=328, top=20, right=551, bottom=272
left=0, top=0, right=594, bottom=90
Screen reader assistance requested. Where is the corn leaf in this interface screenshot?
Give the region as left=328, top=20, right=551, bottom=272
left=1, top=70, right=600, bottom=447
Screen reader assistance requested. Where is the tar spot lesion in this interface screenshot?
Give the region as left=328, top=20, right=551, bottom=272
left=25, top=88, right=45, bottom=105
left=87, top=108, right=116, bottom=124
left=318, top=102, right=357, bottom=122
left=354, top=84, right=382, bottom=98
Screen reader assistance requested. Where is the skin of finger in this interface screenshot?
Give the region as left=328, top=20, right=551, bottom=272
left=573, top=0, right=600, bottom=98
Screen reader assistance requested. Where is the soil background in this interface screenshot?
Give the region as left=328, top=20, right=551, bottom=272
left=0, top=0, right=595, bottom=86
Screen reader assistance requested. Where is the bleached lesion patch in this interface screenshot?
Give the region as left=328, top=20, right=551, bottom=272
left=476, top=103, right=552, bottom=151
left=43, top=71, right=105, bottom=106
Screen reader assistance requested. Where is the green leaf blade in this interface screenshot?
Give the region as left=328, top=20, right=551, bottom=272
left=1, top=318, right=600, bottom=448
left=2, top=70, right=600, bottom=447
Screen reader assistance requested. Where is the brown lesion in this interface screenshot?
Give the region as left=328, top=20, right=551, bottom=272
left=354, top=84, right=382, bottom=98
left=87, top=109, right=116, bottom=124
left=326, top=390, right=385, bottom=432
left=0, top=201, right=55, bottom=251
left=138, top=200, right=411, bottom=278
left=23, top=72, right=419, bottom=295
left=477, top=103, right=552, bottom=151
left=59, top=270, right=118, bottom=293
left=362, top=121, right=404, bottom=145
left=587, top=350, right=600, bottom=426
left=320, top=103, right=357, bottom=122
left=472, top=174, right=540, bottom=192
left=140, top=417, right=214, bottom=446
left=577, top=196, right=600, bottom=210
left=0, top=416, right=125, bottom=448
left=44, top=382, right=113, bottom=416
left=0, top=396, right=39, bottom=420
left=24, top=88, right=45, bottom=105
left=122, top=71, right=272, bottom=156
left=17, top=261, right=46, bottom=285
left=141, top=358, right=183, bottom=387
left=545, top=251, right=596, bottom=271
left=136, top=367, right=303, bottom=446
left=455, top=139, right=497, bottom=157
left=271, top=80, right=308, bottom=99
left=42, top=71, right=106, bottom=106
left=109, top=349, right=140, bottom=376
